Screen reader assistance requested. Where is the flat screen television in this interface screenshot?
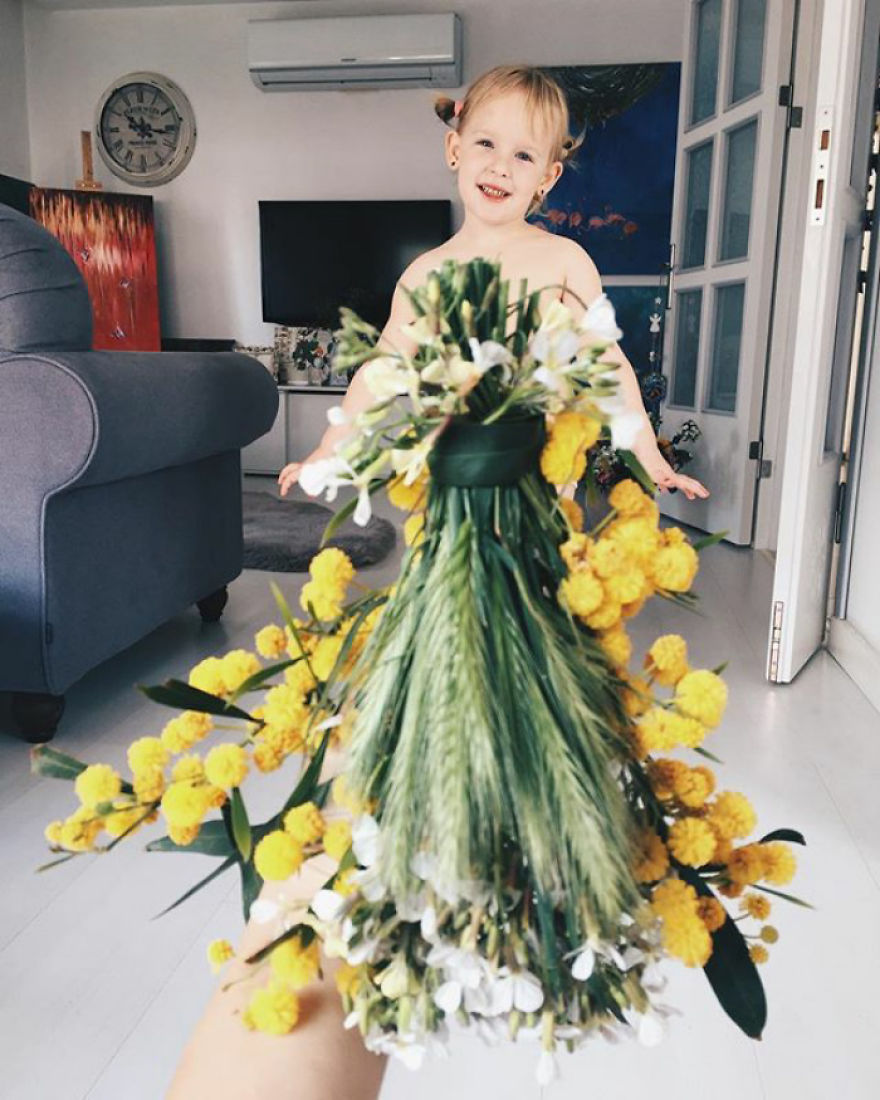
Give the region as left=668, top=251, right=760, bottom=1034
left=259, top=199, right=452, bottom=330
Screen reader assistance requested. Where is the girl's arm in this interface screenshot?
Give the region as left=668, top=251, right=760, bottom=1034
left=559, top=244, right=709, bottom=501
left=279, top=278, right=419, bottom=496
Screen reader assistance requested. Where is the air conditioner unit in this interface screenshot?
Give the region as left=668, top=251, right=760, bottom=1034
left=248, top=13, right=462, bottom=92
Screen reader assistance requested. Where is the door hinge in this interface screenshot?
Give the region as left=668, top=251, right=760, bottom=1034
left=833, top=480, right=847, bottom=543
left=779, top=83, right=803, bottom=129
left=768, top=600, right=784, bottom=682
left=749, top=440, right=772, bottom=478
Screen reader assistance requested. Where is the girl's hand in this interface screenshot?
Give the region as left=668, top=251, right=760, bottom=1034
left=278, top=444, right=335, bottom=497
left=640, top=452, right=710, bottom=501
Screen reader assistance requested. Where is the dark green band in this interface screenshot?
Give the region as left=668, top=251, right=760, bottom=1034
left=428, top=416, right=546, bottom=487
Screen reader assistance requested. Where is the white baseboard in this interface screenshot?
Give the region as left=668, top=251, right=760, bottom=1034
left=828, top=617, right=880, bottom=714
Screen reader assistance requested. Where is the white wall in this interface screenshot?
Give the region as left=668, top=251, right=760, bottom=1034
left=1, top=0, right=31, bottom=179
left=23, top=0, right=686, bottom=341
left=846, top=368, right=880, bottom=653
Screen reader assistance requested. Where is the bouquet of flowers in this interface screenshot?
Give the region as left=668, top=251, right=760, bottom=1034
left=33, top=259, right=808, bottom=1085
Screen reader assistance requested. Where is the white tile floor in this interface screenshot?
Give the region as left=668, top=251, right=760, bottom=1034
left=1, top=482, right=877, bottom=1099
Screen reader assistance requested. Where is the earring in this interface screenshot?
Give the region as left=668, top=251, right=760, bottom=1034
left=450, top=158, right=458, bottom=169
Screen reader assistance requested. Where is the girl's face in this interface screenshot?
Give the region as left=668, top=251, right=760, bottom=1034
left=446, top=90, right=563, bottom=226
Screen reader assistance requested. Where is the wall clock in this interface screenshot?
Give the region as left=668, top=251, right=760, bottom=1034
left=94, top=72, right=197, bottom=187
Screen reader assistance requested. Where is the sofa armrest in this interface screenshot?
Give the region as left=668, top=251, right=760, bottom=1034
left=0, top=350, right=278, bottom=490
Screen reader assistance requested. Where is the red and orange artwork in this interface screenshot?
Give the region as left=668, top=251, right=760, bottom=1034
left=29, top=188, right=160, bottom=351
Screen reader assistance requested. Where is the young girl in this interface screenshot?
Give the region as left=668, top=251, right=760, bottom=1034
left=168, top=64, right=708, bottom=1100
left=279, top=65, right=709, bottom=503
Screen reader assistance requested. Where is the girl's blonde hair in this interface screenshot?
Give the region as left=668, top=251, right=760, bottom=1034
left=434, top=64, right=583, bottom=216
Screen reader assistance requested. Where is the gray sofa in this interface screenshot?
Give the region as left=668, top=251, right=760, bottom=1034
left=0, top=202, right=278, bottom=741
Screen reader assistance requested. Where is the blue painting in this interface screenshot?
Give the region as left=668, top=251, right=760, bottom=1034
left=603, top=284, right=666, bottom=377
left=531, top=64, right=681, bottom=275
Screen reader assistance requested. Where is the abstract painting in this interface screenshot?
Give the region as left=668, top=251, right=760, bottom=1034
left=532, top=63, right=681, bottom=276
left=28, top=188, right=161, bottom=351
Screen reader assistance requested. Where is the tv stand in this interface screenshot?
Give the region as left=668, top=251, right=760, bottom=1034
left=242, top=384, right=347, bottom=475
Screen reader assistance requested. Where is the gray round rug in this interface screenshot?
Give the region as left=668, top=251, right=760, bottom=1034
left=243, top=491, right=397, bottom=572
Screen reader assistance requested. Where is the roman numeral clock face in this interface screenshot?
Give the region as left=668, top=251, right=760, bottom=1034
left=95, top=73, right=196, bottom=186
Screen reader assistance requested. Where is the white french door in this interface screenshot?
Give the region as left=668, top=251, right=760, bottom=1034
left=769, top=0, right=878, bottom=683
left=659, top=0, right=797, bottom=544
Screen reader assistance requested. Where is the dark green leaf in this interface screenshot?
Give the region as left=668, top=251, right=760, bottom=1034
left=534, top=890, right=562, bottom=998
left=151, top=855, right=237, bottom=919
left=240, top=860, right=264, bottom=922
left=245, top=921, right=317, bottom=966
left=758, top=828, right=806, bottom=846
left=277, top=734, right=331, bottom=820
left=138, top=679, right=254, bottom=722
left=230, top=788, right=253, bottom=863
left=30, top=745, right=88, bottom=782
left=676, top=864, right=767, bottom=1038
left=147, top=820, right=236, bottom=857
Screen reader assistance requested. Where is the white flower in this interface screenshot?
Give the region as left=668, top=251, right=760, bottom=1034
left=353, top=487, right=372, bottom=527
left=537, top=298, right=574, bottom=333
left=394, top=1041, right=428, bottom=1071
left=623, top=1007, right=666, bottom=1047
left=579, top=292, right=623, bottom=344
left=310, top=889, right=348, bottom=922
left=421, top=352, right=482, bottom=394
left=347, top=936, right=380, bottom=965
left=487, top=967, right=544, bottom=1014
left=535, top=1050, right=559, bottom=1086
left=433, top=980, right=463, bottom=1014
left=530, top=327, right=580, bottom=369
left=377, top=955, right=412, bottom=1000
left=363, top=355, right=419, bottom=401
left=326, top=405, right=349, bottom=427
left=298, top=455, right=350, bottom=501
left=396, top=890, right=429, bottom=921
left=593, top=393, right=645, bottom=451
left=351, top=813, right=381, bottom=867
left=351, top=863, right=387, bottom=903
left=468, top=336, right=513, bottom=381
left=390, top=436, right=433, bottom=486
left=420, top=904, right=438, bottom=941
left=571, top=944, right=596, bottom=981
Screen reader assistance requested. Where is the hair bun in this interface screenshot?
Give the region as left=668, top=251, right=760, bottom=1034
left=434, top=96, right=458, bottom=125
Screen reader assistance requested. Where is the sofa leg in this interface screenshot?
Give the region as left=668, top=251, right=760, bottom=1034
left=11, top=692, right=66, bottom=743
left=196, top=585, right=229, bottom=623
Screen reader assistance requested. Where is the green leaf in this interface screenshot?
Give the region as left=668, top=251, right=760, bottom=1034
left=36, top=852, right=79, bottom=872
left=30, top=745, right=88, bottom=782
left=750, top=883, right=816, bottom=909
left=245, top=921, right=317, bottom=966
left=693, top=530, right=729, bottom=551
left=534, top=890, right=562, bottom=998
left=278, top=734, right=331, bottom=820
left=229, top=658, right=298, bottom=701
left=676, top=864, right=767, bottom=1038
left=147, top=820, right=236, bottom=857
left=150, top=855, right=237, bottom=919
left=617, top=449, right=656, bottom=494
left=240, top=860, right=264, bottom=923
left=692, top=744, right=725, bottom=764
left=758, top=828, right=806, bottom=846
left=138, top=679, right=254, bottom=723
left=320, top=494, right=361, bottom=546
left=230, top=788, right=253, bottom=863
